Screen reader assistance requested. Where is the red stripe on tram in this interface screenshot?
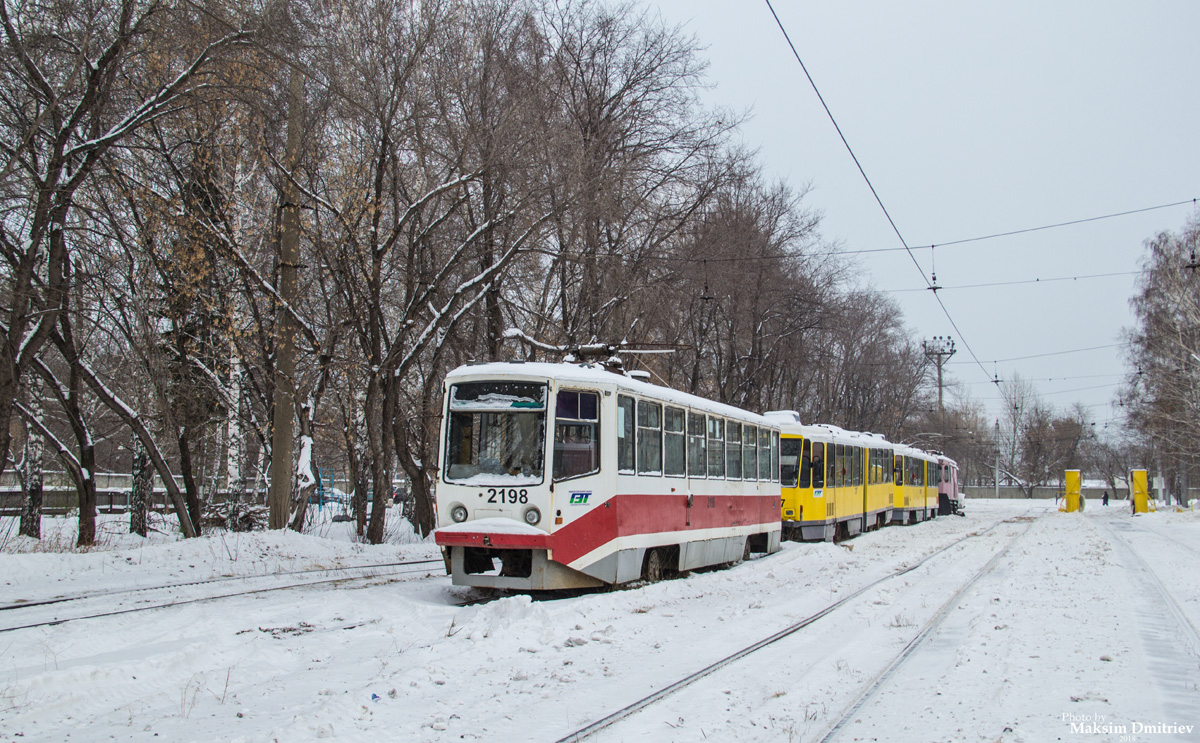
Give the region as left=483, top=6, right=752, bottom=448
left=435, top=493, right=780, bottom=567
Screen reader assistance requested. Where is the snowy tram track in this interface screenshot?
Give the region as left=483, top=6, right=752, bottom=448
left=0, top=559, right=445, bottom=634
left=1096, top=516, right=1200, bottom=694
left=815, top=516, right=1035, bottom=742
left=553, top=513, right=1037, bottom=743
left=1117, top=515, right=1200, bottom=560
left=0, top=557, right=445, bottom=614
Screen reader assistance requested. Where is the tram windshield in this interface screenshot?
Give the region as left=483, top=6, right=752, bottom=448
left=444, top=381, right=546, bottom=484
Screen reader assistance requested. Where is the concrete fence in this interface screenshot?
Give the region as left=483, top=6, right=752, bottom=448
left=0, top=470, right=394, bottom=516
left=963, top=485, right=1200, bottom=503
left=0, top=470, right=267, bottom=516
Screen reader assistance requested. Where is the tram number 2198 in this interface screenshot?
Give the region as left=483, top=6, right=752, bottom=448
left=486, top=488, right=529, bottom=504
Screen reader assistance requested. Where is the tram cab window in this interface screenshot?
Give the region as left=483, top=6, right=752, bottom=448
left=553, top=390, right=600, bottom=482
left=708, top=417, right=725, bottom=478
left=780, top=437, right=801, bottom=488
left=687, top=412, right=707, bottom=477
left=796, top=439, right=811, bottom=488
left=617, top=395, right=635, bottom=473
left=445, top=381, right=546, bottom=484
left=637, top=400, right=663, bottom=475
left=743, top=426, right=758, bottom=481
left=725, top=422, right=743, bottom=479
left=663, top=407, right=685, bottom=477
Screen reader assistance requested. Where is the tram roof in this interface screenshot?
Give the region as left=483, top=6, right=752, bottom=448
left=770, top=418, right=882, bottom=443
left=445, top=362, right=778, bottom=426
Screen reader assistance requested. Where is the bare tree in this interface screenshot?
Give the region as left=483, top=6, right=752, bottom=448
left=0, top=0, right=255, bottom=478
left=1124, top=219, right=1200, bottom=490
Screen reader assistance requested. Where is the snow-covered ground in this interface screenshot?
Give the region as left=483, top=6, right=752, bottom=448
left=1, top=500, right=1198, bottom=742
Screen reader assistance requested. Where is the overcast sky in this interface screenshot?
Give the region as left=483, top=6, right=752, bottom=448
left=646, top=0, right=1200, bottom=429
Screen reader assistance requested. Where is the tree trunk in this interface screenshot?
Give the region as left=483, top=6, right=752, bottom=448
left=178, top=428, right=204, bottom=536
left=343, top=394, right=369, bottom=537
left=18, top=376, right=44, bottom=539
left=269, top=65, right=305, bottom=530
left=365, top=374, right=395, bottom=545
left=76, top=438, right=97, bottom=548
left=130, top=437, right=152, bottom=537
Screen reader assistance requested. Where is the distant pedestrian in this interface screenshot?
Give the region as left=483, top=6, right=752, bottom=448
left=1103, top=491, right=1109, bottom=506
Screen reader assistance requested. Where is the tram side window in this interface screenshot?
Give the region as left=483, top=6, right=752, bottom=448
left=726, top=421, right=743, bottom=479
left=687, top=412, right=707, bottom=477
left=894, top=455, right=903, bottom=486
left=811, top=442, right=824, bottom=488
left=617, top=395, right=635, bottom=473
left=637, top=400, right=663, bottom=475
left=743, top=426, right=758, bottom=481
left=758, top=428, right=772, bottom=480
left=772, top=432, right=780, bottom=483
left=708, top=416, right=725, bottom=478
left=826, top=445, right=835, bottom=488
left=853, top=447, right=862, bottom=486
left=553, top=390, right=600, bottom=481
left=780, top=437, right=801, bottom=488
left=664, top=407, right=685, bottom=477
left=834, top=444, right=843, bottom=487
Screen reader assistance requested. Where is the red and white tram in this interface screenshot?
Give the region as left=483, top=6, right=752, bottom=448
left=433, top=362, right=783, bottom=590
left=935, top=453, right=963, bottom=516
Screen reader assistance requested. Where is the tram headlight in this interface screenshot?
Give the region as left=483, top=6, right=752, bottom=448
left=450, top=504, right=469, bottom=523
left=523, top=506, right=541, bottom=526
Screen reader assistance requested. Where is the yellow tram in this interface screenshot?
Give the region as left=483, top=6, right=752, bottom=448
left=769, top=413, right=896, bottom=541
left=891, top=444, right=938, bottom=524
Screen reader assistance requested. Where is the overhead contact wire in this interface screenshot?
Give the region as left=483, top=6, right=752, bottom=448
left=763, top=0, right=993, bottom=383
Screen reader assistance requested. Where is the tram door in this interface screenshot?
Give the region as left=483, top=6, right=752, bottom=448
left=685, top=411, right=708, bottom=526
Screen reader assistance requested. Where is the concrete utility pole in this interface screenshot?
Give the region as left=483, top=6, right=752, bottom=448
left=994, top=419, right=1000, bottom=499
left=923, top=336, right=956, bottom=433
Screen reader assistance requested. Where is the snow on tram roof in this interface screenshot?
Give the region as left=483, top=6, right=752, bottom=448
left=446, top=361, right=774, bottom=425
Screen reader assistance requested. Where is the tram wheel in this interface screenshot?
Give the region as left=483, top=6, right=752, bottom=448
left=643, top=548, right=666, bottom=582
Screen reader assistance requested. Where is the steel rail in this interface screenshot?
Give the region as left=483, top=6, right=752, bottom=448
left=0, top=561, right=445, bottom=634
left=0, top=558, right=444, bottom=613
left=554, top=513, right=1035, bottom=743
left=816, top=517, right=1034, bottom=742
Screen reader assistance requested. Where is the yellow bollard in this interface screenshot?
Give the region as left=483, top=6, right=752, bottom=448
left=1130, top=469, right=1149, bottom=514
left=1064, top=470, right=1082, bottom=513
